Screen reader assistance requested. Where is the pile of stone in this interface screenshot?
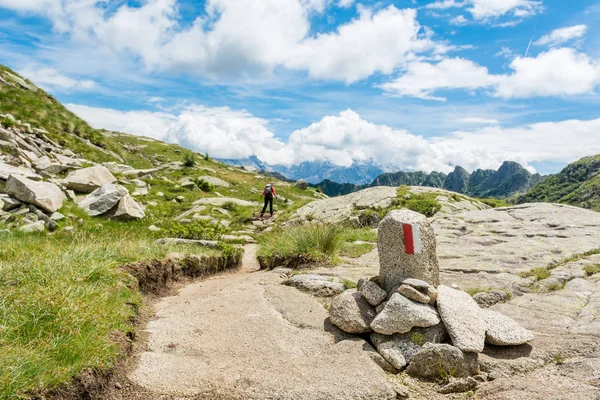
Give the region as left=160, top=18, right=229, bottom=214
left=328, top=210, right=534, bottom=394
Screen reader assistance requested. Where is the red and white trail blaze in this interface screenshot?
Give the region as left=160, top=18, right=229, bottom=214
left=402, top=223, right=422, bottom=255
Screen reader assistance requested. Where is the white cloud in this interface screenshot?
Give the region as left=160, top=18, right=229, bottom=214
left=450, top=15, right=470, bottom=25
left=458, top=117, right=499, bottom=124
left=0, top=0, right=446, bottom=83
left=65, top=105, right=600, bottom=174
left=494, top=48, right=600, bottom=98
left=534, top=25, right=587, bottom=47
left=382, top=48, right=600, bottom=100
left=379, top=58, right=496, bottom=100
left=18, top=65, right=96, bottom=90
left=425, top=0, right=542, bottom=23
left=337, top=0, right=354, bottom=8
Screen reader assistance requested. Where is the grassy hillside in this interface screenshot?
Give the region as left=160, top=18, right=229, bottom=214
left=0, top=64, right=324, bottom=398
left=517, top=155, right=600, bottom=211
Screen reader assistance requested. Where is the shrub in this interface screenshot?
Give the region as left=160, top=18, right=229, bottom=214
left=196, top=178, right=215, bottom=193
left=258, top=224, right=344, bottom=267
left=183, top=153, right=196, bottom=168
left=203, top=152, right=210, bottom=161
left=0, top=117, right=15, bottom=129
left=343, top=279, right=357, bottom=290
left=393, top=186, right=441, bottom=218
left=163, top=220, right=226, bottom=241
left=584, top=264, right=600, bottom=276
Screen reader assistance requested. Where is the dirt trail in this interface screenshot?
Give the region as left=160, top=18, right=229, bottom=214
left=123, top=244, right=395, bottom=400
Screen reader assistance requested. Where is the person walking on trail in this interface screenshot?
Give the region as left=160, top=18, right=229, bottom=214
left=260, top=182, right=277, bottom=218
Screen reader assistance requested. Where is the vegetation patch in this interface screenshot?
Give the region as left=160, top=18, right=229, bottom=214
left=392, top=186, right=442, bottom=218
left=584, top=264, right=600, bottom=276
left=518, top=267, right=551, bottom=280
left=340, top=242, right=375, bottom=258
left=162, top=220, right=227, bottom=241
left=343, top=279, right=357, bottom=290
left=479, top=198, right=511, bottom=208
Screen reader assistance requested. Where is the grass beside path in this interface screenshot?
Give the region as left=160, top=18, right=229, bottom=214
left=0, top=228, right=219, bottom=399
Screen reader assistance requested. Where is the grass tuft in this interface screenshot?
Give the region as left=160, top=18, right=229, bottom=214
left=584, top=264, right=600, bottom=276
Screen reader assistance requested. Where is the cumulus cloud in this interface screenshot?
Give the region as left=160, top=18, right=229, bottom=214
left=534, top=25, right=587, bottom=47
left=425, top=0, right=542, bottom=23
left=0, top=0, right=445, bottom=83
left=65, top=104, right=600, bottom=174
left=457, top=117, right=499, bottom=124
left=381, top=48, right=600, bottom=100
left=19, top=66, right=96, bottom=91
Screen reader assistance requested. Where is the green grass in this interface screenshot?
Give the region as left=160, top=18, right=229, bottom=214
left=342, top=279, right=357, bottom=290
left=465, top=287, right=494, bottom=297
left=519, top=267, right=551, bottom=280
left=258, top=224, right=344, bottom=266
left=340, top=242, right=375, bottom=258
left=392, top=186, right=442, bottom=217
left=0, top=228, right=221, bottom=399
left=479, top=198, right=511, bottom=208
left=584, top=264, right=600, bottom=276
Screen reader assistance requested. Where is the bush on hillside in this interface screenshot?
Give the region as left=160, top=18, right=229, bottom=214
left=183, top=153, right=196, bottom=168
left=163, top=220, right=226, bottom=241
left=0, top=117, right=15, bottom=129
left=196, top=178, right=215, bottom=193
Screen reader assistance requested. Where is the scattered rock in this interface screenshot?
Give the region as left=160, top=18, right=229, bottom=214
left=401, top=278, right=431, bottom=291
left=357, top=278, right=369, bottom=291
left=64, top=165, right=117, bottom=193
left=50, top=212, right=65, bottom=221
left=473, top=290, right=509, bottom=308
left=18, top=220, right=45, bottom=233
left=329, top=290, right=377, bottom=333
left=78, top=184, right=128, bottom=216
left=397, top=285, right=431, bottom=304
left=6, top=175, right=63, bottom=213
left=284, top=274, right=345, bottom=297
left=391, top=382, right=410, bottom=399
left=1, top=196, right=21, bottom=211
left=361, top=342, right=398, bottom=374
left=427, top=287, right=438, bottom=305
left=482, top=309, right=534, bottom=346
left=105, top=194, right=145, bottom=220
left=405, top=343, right=480, bottom=379
left=148, top=225, right=161, bottom=232
left=361, top=281, right=387, bottom=306
left=197, top=175, right=230, bottom=187
left=295, top=179, right=308, bottom=190
left=436, top=285, right=485, bottom=353
left=378, top=210, right=440, bottom=291
left=370, top=293, right=440, bottom=335
left=438, top=377, right=478, bottom=394
left=180, top=178, right=196, bottom=190
left=370, top=333, right=407, bottom=370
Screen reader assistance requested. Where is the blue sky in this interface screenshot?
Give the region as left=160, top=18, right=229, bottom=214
left=1, top=0, right=600, bottom=174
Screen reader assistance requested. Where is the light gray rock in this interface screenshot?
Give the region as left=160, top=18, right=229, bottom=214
left=329, top=290, right=377, bottom=334
left=32, top=156, right=72, bottom=174
left=284, top=274, right=345, bottom=297
left=401, top=278, right=431, bottom=291
left=427, top=286, right=438, bottom=305
left=397, top=285, right=431, bottom=304
left=180, top=178, right=196, bottom=190
left=473, top=290, right=509, bottom=308
left=64, top=165, right=117, bottom=193
left=370, top=333, right=407, bottom=370
left=6, top=175, right=63, bottom=213
left=370, top=293, right=440, bottom=335
left=102, top=162, right=135, bottom=174
left=438, top=377, right=479, bottom=394
left=1, top=196, right=21, bottom=211
left=50, top=212, right=65, bottom=221
left=148, top=225, right=161, bottom=232
left=482, top=309, right=534, bottom=346
left=436, top=285, right=486, bottom=353
left=0, top=161, right=41, bottom=180
left=405, top=343, right=480, bottom=379
left=18, top=220, right=45, bottom=233
left=193, top=197, right=256, bottom=207
left=361, top=342, right=397, bottom=374
left=197, top=175, right=230, bottom=188
left=378, top=209, right=440, bottom=291
left=295, top=179, right=309, bottom=190
left=78, top=184, right=128, bottom=216
left=105, top=194, right=145, bottom=220
left=357, top=278, right=369, bottom=291
left=361, top=281, right=387, bottom=306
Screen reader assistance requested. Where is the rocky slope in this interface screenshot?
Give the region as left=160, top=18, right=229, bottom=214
left=517, top=155, right=600, bottom=211
left=314, top=161, right=545, bottom=199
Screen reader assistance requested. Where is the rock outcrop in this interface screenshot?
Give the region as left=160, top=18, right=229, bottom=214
left=329, top=290, right=377, bottom=333
left=64, top=165, right=117, bottom=193
left=6, top=174, right=63, bottom=213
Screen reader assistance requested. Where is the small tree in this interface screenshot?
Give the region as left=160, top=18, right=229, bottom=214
left=203, top=152, right=210, bottom=161
left=183, top=153, right=196, bottom=168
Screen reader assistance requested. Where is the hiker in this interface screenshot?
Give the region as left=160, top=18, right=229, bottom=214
left=260, top=182, right=277, bottom=218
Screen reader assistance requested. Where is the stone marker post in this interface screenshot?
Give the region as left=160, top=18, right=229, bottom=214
left=378, top=209, right=440, bottom=291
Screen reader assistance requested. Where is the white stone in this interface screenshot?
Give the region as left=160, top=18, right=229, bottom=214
left=6, top=175, right=63, bottom=213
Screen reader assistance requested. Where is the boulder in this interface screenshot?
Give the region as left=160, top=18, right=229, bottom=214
left=102, top=162, right=135, bottom=174
left=370, top=293, right=440, bottom=335
left=1, top=196, right=21, bottom=211
left=329, top=290, right=377, bottom=333
left=397, top=284, right=431, bottom=304
left=18, top=220, right=46, bottom=233
left=482, top=309, right=534, bottom=346
left=284, top=274, right=345, bottom=297
left=6, top=175, right=63, bottom=213
left=473, top=290, right=509, bottom=308
left=378, top=210, right=440, bottom=291
left=405, top=343, right=480, bottom=379
left=180, top=178, right=196, bottom=190
left=436, top=285, right=486, bottom=353
left=197, top=175, right=230, bottom=188
left=64, top=165, right=117, bottom=193
left=295, top=179, right=309, bottom=190
left=32, top=156, right=71, bottom=174
left=361, top=281, right=387, bottom=306
left=401, top=278, right=431, bottom=291
left=427, top=286, right=438, bottom=305
left=370, top=333, right=407, bottom=370
left=361, top=342, right=398, bottom=374
left=78, top=184, right=128, bottom=216
left=438, top=377, right=479, bottom=394
left=105, top=194, right=145, bottom=220
left=0, top=161, right=41, bottom=180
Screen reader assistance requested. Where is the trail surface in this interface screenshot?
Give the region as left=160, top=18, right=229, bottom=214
left=128, top=245, right=395, bottom=400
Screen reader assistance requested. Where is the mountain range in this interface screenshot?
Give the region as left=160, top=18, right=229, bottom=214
left=309, top=161, right=546, bottom=200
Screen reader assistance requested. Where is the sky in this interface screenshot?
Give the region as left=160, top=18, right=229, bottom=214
left=1, top=0, right=600, bottom=175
